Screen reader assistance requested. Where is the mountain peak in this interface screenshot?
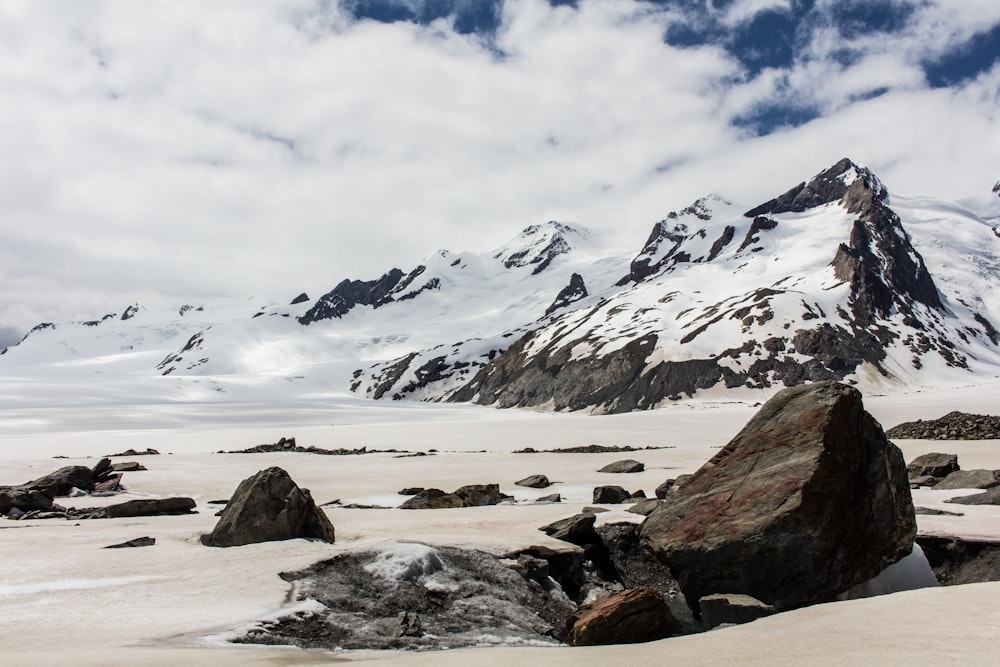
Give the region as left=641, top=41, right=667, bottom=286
left=492, top=221, right=591, bottom=275
left=744, top=158, right=885, bottom=218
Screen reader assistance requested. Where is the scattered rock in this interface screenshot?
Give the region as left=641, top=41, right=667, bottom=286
left=393, top=611, right=423, bottom=638
left=103, top=498, right=195, bottom=518
left=916, top=536, right=1000, bottom=585
left=699, top=593, right=776, bottom=630
left=222, top=437, right=412, bottom=457
left=598, top=459, right=645, bottom=474
left=535, top=493, right=562, bottom=503
left=515, top=474, right=551, bottom=488
left=108, top=448, right=160, bottom=456
left=514, top=445, right=671, bottom=454
left=641, top=382, right=916, bottom=613
left=19, top=466, right=96, bottom=497
left=201, top=467, right=335, bottom=547
left=1, top=488, right=56, bottom=515
left=887, top=412, right=1000, bottom=440
left=398, top=484, right=501, bottom=509
left=945, top=487, right=1000, bottom=505
left=398, top=487, right=425, bottom=496
left=914, top=506, right=964, bottom=516
left=654, top=479, right=675, bottom=499
left=540, top=513, right=597, bottom=547
left=104, top=536, right=156, bottom=549
left=111, top=462, right=147, bottom=472
left=906, top=452, right=959, bottom=478
left=593, top=486, right=630, bottom=504
left=933, top=469, right=1000, bottom=490
left=563, top=586, right=681, bottom=646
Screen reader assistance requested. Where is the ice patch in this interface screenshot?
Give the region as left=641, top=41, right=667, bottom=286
left=363, top=542, right=444, bottom=582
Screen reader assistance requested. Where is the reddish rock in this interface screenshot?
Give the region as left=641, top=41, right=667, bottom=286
left=563, top=586, right=681, bottom=646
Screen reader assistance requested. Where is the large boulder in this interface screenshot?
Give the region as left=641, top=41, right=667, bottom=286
left=201, top=467, right=335, bottom=547
left=598, top=459, right=645, bottom=474
left=593, top=486, right=630, bottom=504
left=933, top=469, right=1000, bottom=490
left=641, top=382, right=915, bottom=613
left=563, top=586, right=681, bottom=646
left=0, top=488, right=56, bottom=515
left=906, top=452, right=959, bottom=479
left=515, top=474, right=551, bottom=488
left=398, top=484, right=502, bottom=509
left=20, top=466, right=95, bottom=497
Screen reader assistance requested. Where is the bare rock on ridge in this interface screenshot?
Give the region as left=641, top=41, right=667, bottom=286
left=202, top=467, right=335, bottom=547
left=641, top=381, right=916, bottom=614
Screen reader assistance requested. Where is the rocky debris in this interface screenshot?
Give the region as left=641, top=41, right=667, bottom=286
left=907, top=452, right=959, bottom=479
left=398, top=484, right=501, bottom=510
left=1, top=459, right=126, bottom=514
left=298, top=269, right=406, bottom=325
left=289, top=292, right=310, bottom=305
left=536, top=493, right=562, bottom=503
left=563, top=586, right=681, bottom=646
left=104, top=536, right=156, bottom=549
left=1, top=488, right=57, bottom=516
left=886, top=412, right=1000, bottom=440
left=107, top=448, right=160, bottom=456
left=202, top=467, right=335, bottom=547
left=234, top=543, right=575, bottom=650
left=914, top=506, right=963, bottom=516
left=593, top=486, right=630, bottom=504
left=945, top=487, right=1000, bottom=505
left=220, top=436, right=411, bottom=456
left=698, top=593, right=776, bottom=630
left=15, top=497, right=195, bottom=521
left=641, top=382, right=916, bottom=614
left=515, top=474, right=551, bottom=488
left=398, top=487, right=425, bottom=496
left=916, top=536, right=1000, bottom=585
left=933, top=469, right=1000, bottom=490
left=540, top=513, right=597, bottom=547
left=598, top=459, right=644, bottom=474
left=514, top=444, right=671, bottom=454
left=112, top=462, right=147, bottom=472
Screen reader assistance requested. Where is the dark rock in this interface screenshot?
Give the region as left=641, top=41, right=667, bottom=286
left=916, top=536, right=1000, bottom=585
left=914, top=506, right=963, bottom=516
left=887, top=412, right=1000, bottom=440
left=393, top=611, right=423, bottom=638
left=535, top=493, right=561, bottom=503
left=945, top=487, right=1000, bottom=505
left=934, top=469, right=999, bottom=490
left=108, top=448, right=160, bottom=456
left=545, top=273, right=588, bottom=316
left=598, top=459, right=645, bottom=474
left=593, top=486, right=630, bottom=504
left=21, top=466, right=95, bottom=497
left=582, top=506, right=610, bottom=514
left=630, top=490, right=646, bottom=499
left=298, top=269, right=405, bottom=325
left=515, top=474, right=551, bottom=488
left=104, top=536, right=156, bottom=549
left=540, top=513, right=597, bottom=547
left=201, top=467, right=335, bottom=547
left=908, top=474, right=940, bottom=488
left=290, top=292, right=310, bottom=305
left=641, top=382, right=916, bottom=613
left=627, top=499, right=662, bottom=516
left=514, top=554, right=551, bottom=581
left=907, top=452, right=959, bottom=478
left=104, top=498, right=196, bottom=518
left=654, top=479, right=675, bottom=499
left=399, top=484, right=501, bottom=509
left=699, top=593, right=776, bottom=630
left=93, top=474, right=123, bottom=494
left=563, top=586, right=681, bottom=646
left=111, top=462, right=147, bottom=472
left=514, top=444, right=671, bottom=454
left=399, top=489, right=459, bottom=510
left=398, top=487, right=425, bottom=496
left=0, top=488, right=56, bottom=515
left=91, top=458, right=114, bottom=481
left=453, top=484, right=501, bottom=507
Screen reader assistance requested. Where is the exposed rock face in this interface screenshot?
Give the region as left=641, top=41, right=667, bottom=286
left=887, top=412, right=1000, bottom=440
left=907, top=453, right=959, bottom=479
left=104, top=537, right=156, bottom=549
left=933, top=469, right=1000, bottom=490
left=699, top=593, right=776, bottom=630
left=641, top=382, right=916, bottom=613
left=0, top=488, right=56, bottom=515
left=598, top=459, right=644, bottom=474
left=563, top=586, right=681, bottom=646
left=202, top=467, right=335, bottom=547
left=545, top=273, right=588, bottom=316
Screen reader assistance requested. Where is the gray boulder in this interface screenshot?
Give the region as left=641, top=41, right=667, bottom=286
left=945, top=487, right=1000, bottom=505
left=598, top=459, right=645, bottom=474
left=933, top=469, right=1000, bottom=490
left=398, top=484, right=502, bottom=509
left=593, top=486, right=630, bottom=504
left=540, top=512, right=597, bottom=546
left=906, top=452, right=959, bottom=478
left=515, top=474, right=551, bottom=488
left=202, top=467, right=335, bottom=547
left=641, top=382, right=915, bottom=613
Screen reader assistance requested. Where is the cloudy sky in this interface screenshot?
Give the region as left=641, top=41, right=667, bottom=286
left=1, top=0, right=999, bottom=345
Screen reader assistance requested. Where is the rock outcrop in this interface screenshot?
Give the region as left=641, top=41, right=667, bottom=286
left=202, top=467, right=335, bottom=547
left=906, top=452, right=960, bottom=479
left=933, top=469, right=999, bottom=490
left=398, top=484, right=502, bottom=509
left=698, top=593, right=776, bottom=630
left=886, top=412, right=1000, bottom=440
left=641, top=382, right=916, bottom=613
left=563, top=586, right=681, bottom=646
left=515, top=474, right=551, bottom=488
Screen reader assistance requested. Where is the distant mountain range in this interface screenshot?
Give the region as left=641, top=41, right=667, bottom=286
left=4, top=159, right=1000, bottom=413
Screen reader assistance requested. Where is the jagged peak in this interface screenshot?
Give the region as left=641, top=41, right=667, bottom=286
left=492, top=221, right=591, bottom=275
left=744, top=158, right=886, bottom=218
left=992, top=181, right=999, bottom=196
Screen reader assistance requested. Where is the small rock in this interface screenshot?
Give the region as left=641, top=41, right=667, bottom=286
left=394, top=611, right=423, bottom=638
left=593, top=486, right=630, bottom=504
left=563, top=586, right=681, bottom=646
left=112, top=462, right=147, bottom=472
left=540, top=513, right=597, bottom=547
left=398, top=487, right=425, bottom=496
left=104, top=536, right=156, bottom=549
left=598, top=459, right=645, bottom=474
left=515, top=475, right=551, bottom=488
left=654, top=479, right=675, bottom=499
left=945, top=487, right=1000, bottom=506
left=627, top=499, right=662, bottom=516
left=535, top=493, right=561, bottom=503
left=906, top=452, right=959, bottom=479
left=699, top=593, right=776, bottom=630
left=914, top=506, right=964, bottom=515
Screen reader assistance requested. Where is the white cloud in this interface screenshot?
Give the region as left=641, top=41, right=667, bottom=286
left=0, top=0, right=997, bottom=334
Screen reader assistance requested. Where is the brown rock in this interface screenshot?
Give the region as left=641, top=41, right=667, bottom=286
left=563, top=586, right=681, bottom=646
left=515, top=474, right=551, bottom=488
left=933, top=469, right=1000, bottom=490
left=593, top=486, right=630, bottom=504
left=641, top=382, right=915, bottom=613
left=598, top=459, right=645, bottom=474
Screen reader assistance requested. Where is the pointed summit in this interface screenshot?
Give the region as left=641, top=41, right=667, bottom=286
left=492, top=221, right=591, bottom=275
left=744, top=158, right=885, bottom=217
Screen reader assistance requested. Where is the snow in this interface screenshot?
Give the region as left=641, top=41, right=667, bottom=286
left=363, top=542, right=445, bottom=582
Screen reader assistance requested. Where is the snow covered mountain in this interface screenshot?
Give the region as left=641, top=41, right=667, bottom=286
left=3, top=159, right=999, bottom=414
